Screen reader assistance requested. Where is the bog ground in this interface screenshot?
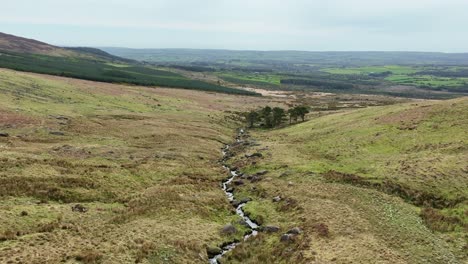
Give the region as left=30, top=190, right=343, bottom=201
left=0, top=68, right=277, bottom=263
left=0, top=68, right=466, bottom=264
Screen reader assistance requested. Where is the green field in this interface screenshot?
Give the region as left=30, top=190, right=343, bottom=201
left=322, top=65, right=418, bottom=75
left=322, top=65, right=468, bottom=92
left=386, top=74, right=468, bottom=89
left=218, top=72, right=282, bottom=88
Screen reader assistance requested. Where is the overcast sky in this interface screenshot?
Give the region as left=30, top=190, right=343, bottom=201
left=1, top=0, right=467, bottom=52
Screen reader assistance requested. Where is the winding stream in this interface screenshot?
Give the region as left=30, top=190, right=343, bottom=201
left=209, top=130, right=259, bottom=264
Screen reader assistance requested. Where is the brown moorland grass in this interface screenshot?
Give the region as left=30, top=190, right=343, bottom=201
left=1, top=68, right=464, bottom=263
left=0, top=68, right=283, bottom=263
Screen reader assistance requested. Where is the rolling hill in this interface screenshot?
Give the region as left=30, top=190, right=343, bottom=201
left=0, top=32, right=255, bottom=95
left=102, top=48, right=468, bottom=66
left=0, top=32, right=75, bottom=57
left=0, top=32, right=127, bottom=62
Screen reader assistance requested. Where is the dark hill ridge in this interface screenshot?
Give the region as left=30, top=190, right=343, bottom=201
left=0, top=32, right=131, bottom=62
left=65, top=47, right=135, bottom=63
left=0, top=32, right=74, bottom=56
left=0, top=32, right=256, bottom=95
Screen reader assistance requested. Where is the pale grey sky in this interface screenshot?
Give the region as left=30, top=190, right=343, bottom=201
left=1, top=0, right=467, bottom=52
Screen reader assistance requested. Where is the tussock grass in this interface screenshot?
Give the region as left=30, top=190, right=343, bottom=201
left=0, top=69, right=277, bottom=263
left=226, top=98, right=467, bottom=263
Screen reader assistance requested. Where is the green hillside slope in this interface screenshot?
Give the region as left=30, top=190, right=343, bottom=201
left=224, top=98, right=467, bottom=263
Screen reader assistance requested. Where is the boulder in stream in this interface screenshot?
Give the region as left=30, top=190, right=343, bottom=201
left=237, top=219, right=249, bottom=227
left=232, top=180, right=244, bottom=186
left=231, top=200, right=241, bottom=207
left=206, top=246, right=222, bottom=258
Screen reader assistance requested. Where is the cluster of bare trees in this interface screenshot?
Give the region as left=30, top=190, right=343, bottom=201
left=246, top=106, right=310, bottom=128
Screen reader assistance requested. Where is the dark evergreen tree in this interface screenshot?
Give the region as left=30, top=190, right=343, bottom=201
left=272, top=107, right=286, bottom=127
left=246, top=110, right=258, bottom=128
left=262, top=106, right=273, bottom=128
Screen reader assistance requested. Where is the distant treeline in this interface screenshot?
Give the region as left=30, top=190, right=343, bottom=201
left=414, top=70, right=468, bottom=78
left=0, top=50, right=257, bottom=95
left=168, top=65, right=216, bottom=72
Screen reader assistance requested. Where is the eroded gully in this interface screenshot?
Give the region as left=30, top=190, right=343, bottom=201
left=209, top=129, right=259, bottom=264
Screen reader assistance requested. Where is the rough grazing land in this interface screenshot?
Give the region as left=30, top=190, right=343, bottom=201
left=0, top=68, right=466, bottom=264
left=224, top=98, right=467, bottom=263
left=0, top=69, right=279, bottom=263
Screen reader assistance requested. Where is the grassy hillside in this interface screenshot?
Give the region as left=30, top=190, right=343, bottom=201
left=0, top=66, right=465, bottom=263
left=223, top=98, right=467, bottom=263
left=0, top=32, right=255, bottom=95
left=0, top=69, right=272, bottom=263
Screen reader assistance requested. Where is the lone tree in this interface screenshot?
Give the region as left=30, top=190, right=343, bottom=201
left=246, top=110, right=258, bottom=128
left=272, top=107, right=286, bottom=127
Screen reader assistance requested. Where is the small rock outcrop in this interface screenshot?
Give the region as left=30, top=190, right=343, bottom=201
left=255, top=170, right=269, bottom=176
left=49, top=131, right=65, bottom=136
left=232, top=180, right=244, bottom=186
left=71, top=204, right=88, bottom=213
left=231, top=200, right=241, bottom=207
left=206, top=246, right=222, bottom=258
left=239, top=198, right=251, bottom=204
left=287, top=227, right=302, bottom=235
left=263, top=226, right=280, bottom=233
left=280, top=233, right=294, bottom=242
left=220, top=224, right=237, bottom=235
left=280, top=227, right=302, bottom=243
left=245, top=152, right=262, bottom=158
